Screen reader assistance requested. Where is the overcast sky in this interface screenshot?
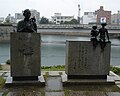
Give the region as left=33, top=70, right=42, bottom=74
left=0, top=0, right=120, bottom=18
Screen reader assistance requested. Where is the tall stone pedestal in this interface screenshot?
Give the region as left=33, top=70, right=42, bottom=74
left=10, top=33, right=41, bottom=81
left=65, top=40, right=111, bottom=79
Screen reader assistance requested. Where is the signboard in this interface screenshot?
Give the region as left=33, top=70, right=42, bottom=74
left=100, top=17, right=106, bottom=23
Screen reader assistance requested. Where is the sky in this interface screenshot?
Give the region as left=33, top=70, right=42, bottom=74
left=0, top=0, right=120, bottom=19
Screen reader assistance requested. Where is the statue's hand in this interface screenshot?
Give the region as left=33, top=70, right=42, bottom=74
left=26, top=23, right=32, bottom=30
left=26, top=23, right=31, bottom=27
left=108, top=41, right=111, bottom=43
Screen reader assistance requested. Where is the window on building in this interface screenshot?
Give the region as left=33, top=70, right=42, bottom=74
left=61, top=21, right=63, bottom=23
left=65, top=17, right=67, bottom=19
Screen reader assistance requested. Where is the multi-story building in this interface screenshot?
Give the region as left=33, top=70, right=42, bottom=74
left=82, top=12, right=97, bottom=24
left=95, top=6, right=111, bottom=24
left=0, top=17, right=4, bottom=23
left=111, top=11, right=120, bottom=25
left=5, top=14, right=16, bottom=23
left=51, top=13, right=74, bottom=24
left=15, top=13, right=24, bottom=23
left=15, top=9, right=40, bottom=24
left=30, top=9, right=40, bottom=24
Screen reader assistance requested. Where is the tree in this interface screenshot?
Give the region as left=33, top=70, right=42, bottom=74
left=63, top=21, right=69, bottom=24
left=63, top=19, right=79, bottom=24
left=39, top=17, right=49, bottom=24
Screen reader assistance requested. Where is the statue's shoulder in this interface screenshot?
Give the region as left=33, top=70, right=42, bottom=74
left=18, top=20, right=25, bottom=25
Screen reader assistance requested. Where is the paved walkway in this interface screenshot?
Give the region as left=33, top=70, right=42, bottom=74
left=0, top=71, right=120, bottom=96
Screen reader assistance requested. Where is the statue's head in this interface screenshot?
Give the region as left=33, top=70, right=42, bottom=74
left=92, top=26, right=97, bottom=29
left=23, top=9, right=31, bottom=19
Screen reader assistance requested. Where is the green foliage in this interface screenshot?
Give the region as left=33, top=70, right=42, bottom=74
left=63, top=19, right=79, bottom=24
left=6, top=59, right=10, bottom=65
left=39, top=16, right=49, bottom=24
left=110, top=65, right=120, bottom=75
left=41, top=65, right=65, bottom=71
left=0, top=77, right=6, bottom=89
left=0, top=65, right=2, bottom=70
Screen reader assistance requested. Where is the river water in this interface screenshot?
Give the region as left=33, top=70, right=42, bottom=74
left=0, top=35, right=120, bottom=67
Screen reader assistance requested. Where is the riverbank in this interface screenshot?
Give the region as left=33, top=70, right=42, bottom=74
left=0, top=32, right=90, bottom=43
left=0, top=32, right=119, bottom=43
left=1, top=64, right=10, bottom=71
left=41, top=32, right=90, bottom=36
left=1, top=64, right=120, bottom=76
left=1, top=64, right=65, bottom=71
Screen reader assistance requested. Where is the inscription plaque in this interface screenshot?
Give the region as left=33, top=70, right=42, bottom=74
left=10, top=33, right=41, bottom=80
left=65, top=40, right=111, bottom=79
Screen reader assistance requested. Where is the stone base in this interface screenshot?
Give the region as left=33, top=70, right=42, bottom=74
left=5, top=75, right=45, bottom=87
left=13, top=76, right=38, bottom=81
left=61, top=74, right=115, bottom=86
left=68, top=75, right=107, bottom=79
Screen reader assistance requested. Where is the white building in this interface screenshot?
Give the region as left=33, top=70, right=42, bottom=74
left=30, top=9, right=40, bottom=24
left=51, top=13, right=74, bottom=24
left=111, top=11, right=120, bottom=25
left=82, top=12, right=97, bottom=24
left=15, top=13, right=24, bottom=23
left=5, top=14, right=16, bottom=23
left=0, top=17, right=4, bottom=23
left=15, top=9, right=40, bottom=24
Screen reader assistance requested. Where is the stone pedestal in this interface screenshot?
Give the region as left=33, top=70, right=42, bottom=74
left=10, top=33, right=41, bottom=81
left=65, top=40, right=111, bottom=79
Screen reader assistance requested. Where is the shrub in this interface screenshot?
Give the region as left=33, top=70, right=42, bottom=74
left=6, top=59, right=10, bottom=65
left=41, top=65, right=65, bottom=71
left=110, top=65, right=120, bottom=75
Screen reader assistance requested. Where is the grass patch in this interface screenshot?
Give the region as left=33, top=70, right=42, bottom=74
left=0, top=64, right=3, bottom=70
left=43, top=72, right=49, bottom=81
left=0, top=77, right=6, bottom=89
left=41, top=65, right=120, bottom=76
left=110, top=65, right=120, bottom=76
left=3, top=60, right=120, bottom=76
left=41, top=65, right=65, bottom=71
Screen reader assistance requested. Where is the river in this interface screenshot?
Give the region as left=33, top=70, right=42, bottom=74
left=0, top=35, right=120, bottom=67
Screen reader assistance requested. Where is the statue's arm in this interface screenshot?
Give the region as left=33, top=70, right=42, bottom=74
left=17, top=21, right=27, bottom=32
left=106, top=29, right=110, bottom=41
left=97, top=29, right=100, bottom=36
left=34, top=23, right=37, bottom=32
left=30, top=22, right=37, bottom=32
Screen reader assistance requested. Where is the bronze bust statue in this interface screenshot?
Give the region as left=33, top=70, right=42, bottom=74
left=17, top=9, right=37, bottom=32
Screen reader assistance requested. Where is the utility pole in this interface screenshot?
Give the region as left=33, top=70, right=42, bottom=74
left=117, top=11, right=120, bottom=25
left=78, top=4, right=81, bottom=24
